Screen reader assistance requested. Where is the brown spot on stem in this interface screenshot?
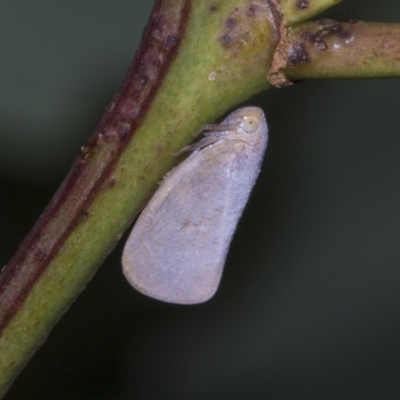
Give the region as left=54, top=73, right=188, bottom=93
left=288, top=41, right=310, bottom=65
left=226, top=18, right=237, bottom=28
left=247, top=6, right=256, bottom=16
left=306, top=20, right=354, bottom=51
left=219, top=2, right=276, bottom=55
left=209, top=4, right=218, bottom=13
left=109, top=177, right=117, bottom=187
left=296, top=0, right=310, bottom=10
left=220, top=34, right=232, bottom=46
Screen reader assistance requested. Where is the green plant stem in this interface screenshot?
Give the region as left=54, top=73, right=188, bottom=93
left=283, top=20, right=400, bottom=80
left=0, top=0, right=278, bottom=395
left=1, top=0, right=400, bottom=396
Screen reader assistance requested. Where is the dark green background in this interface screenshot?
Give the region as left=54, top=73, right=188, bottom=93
left=2, top=1, right=400, bottom=399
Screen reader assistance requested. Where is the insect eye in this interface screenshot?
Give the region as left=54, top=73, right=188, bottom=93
left=242, top=116, right=259, bottom=133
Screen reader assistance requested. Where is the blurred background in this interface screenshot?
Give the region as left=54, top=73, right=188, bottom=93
left=2, top=1, right=400, bottom=399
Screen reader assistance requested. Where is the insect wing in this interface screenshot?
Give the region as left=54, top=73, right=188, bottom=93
left=122, top=107, right=268, bottom=304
